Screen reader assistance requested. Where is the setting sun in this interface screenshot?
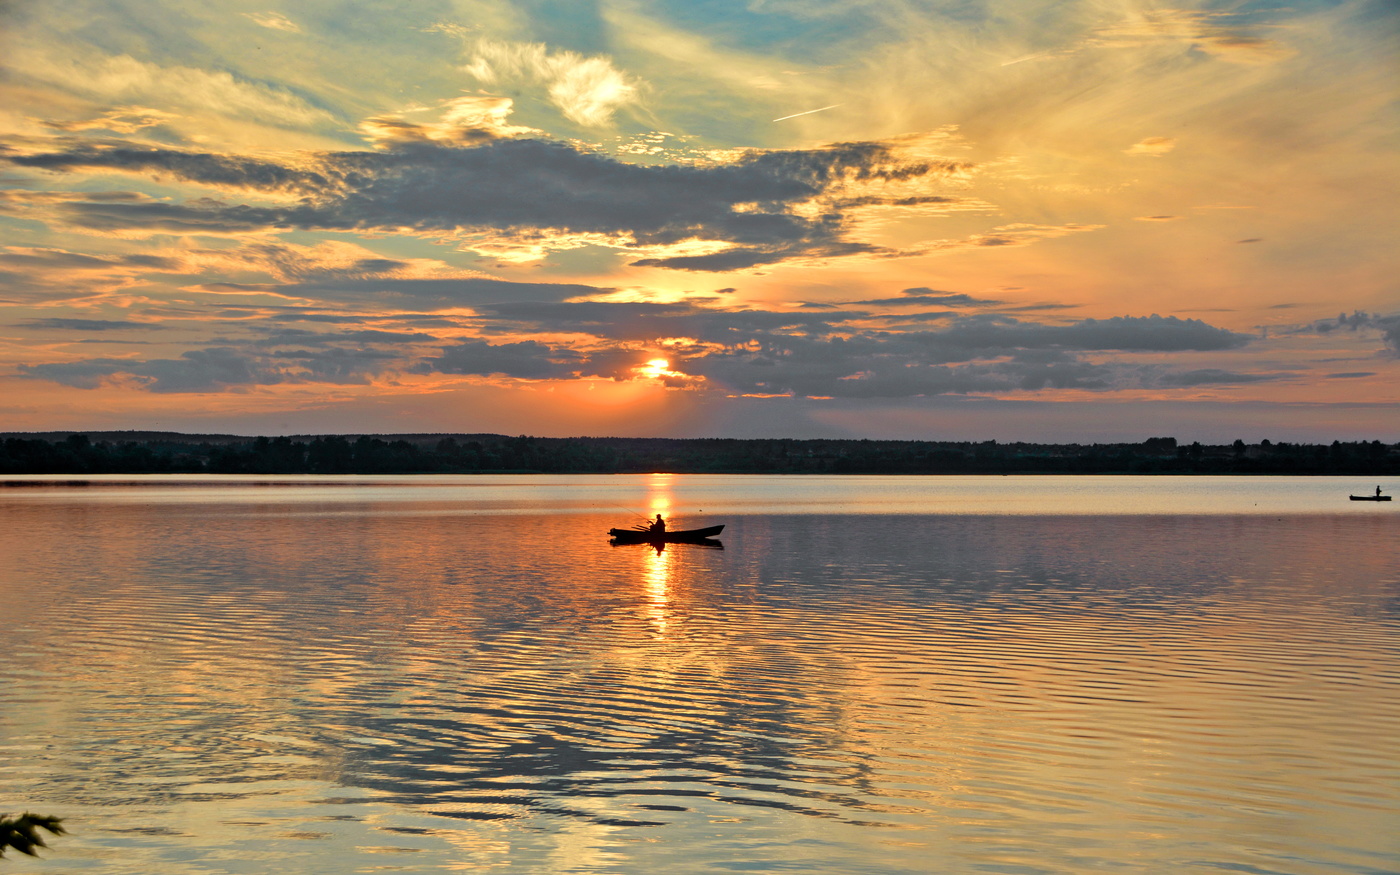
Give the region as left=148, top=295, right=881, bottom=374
left=638, top=358, right=674, bottom=379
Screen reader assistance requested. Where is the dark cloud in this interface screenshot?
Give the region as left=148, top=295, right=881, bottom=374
left=0, top=245, right=188, bottom=302
left=5, top=137, right=968, bottom=270
left=685, top=342, right=1115, bottom=398
left=415, top=339, right=582, bottom=379
left=1293, top=310, right=1400, bottom=354
left=23, top=318, right=160, bottom=331
left=478, top=300, right=870, bottom=344
left=278, top=277, right=608, bottom=306
left=882, top=311, right=961, bottom=323
left=909, top=314, right=1253, bottom=352
left=250, top=328, right=438, bottom=347
left=853, top=288, right=1001, bottom=307
left=57, top=198, right=288, bottom=235
left=1156, top=369, right=1280, bottom=387
left=629, top=237, right=877, bottom=271
left=5, top=142, right=332, bottom=194
left=0, top=248, right=180, bottom=272
left=18, top=328, right=423, bottom=390
left=21, top=348, right=281, bottom=392
left=18, top=297, right=1260, bottom=399
left=267, top=347, right=401, bottom=382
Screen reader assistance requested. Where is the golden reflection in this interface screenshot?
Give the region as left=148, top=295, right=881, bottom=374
left=645, top=472, right=675, bottom=636
left=645, top=544, right=672, bottom=638
left=647, top=472, right=673, bottom=513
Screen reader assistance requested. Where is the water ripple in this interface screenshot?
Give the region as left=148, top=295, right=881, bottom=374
left=1, top=489, right=1398, bottom=873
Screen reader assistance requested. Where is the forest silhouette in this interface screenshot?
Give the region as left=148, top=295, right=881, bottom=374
left=1, top=433, right=1396, bottom=476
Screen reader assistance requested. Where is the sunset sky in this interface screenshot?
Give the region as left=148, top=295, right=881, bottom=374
left=1, top=0, right=1395, bottom=441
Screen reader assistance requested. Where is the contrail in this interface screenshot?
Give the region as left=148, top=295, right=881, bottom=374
left=772, top=104, right=842, bottom=122
left=1001, top=51, right=1052, bottom=66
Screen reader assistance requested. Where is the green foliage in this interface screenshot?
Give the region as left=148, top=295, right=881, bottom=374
left=0, top=813, right=65, bottom=859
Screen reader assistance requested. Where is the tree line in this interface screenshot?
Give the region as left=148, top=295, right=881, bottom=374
left=0, top=433, right=1396, bottom=475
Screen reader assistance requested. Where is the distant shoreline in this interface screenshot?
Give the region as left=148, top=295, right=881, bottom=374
left=1, top=432, right=1395, bottom=477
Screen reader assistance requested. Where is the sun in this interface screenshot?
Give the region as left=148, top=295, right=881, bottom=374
left=632, top=356, right=704, bottom=385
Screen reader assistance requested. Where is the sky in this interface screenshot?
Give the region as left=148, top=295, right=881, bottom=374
left=0, top=0, right=1395, bottom=442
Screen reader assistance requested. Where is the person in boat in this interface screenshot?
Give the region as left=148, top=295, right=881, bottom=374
left=649, top=513, right=666, bottom=534
left=1379, top=486, right=1385, bottom=498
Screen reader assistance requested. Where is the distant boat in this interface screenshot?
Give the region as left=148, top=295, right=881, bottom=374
left=608, top=524, right=724, bottom=545
left=1350, top=489, right=1391, bottom=501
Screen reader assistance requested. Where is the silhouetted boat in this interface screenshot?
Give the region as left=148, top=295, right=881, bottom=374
left=1350, top=494, right=1391, bottom=501
left=608, top=524, right=724, bottom=545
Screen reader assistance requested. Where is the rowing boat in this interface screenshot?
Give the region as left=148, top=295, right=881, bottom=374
left=1350, top=495, right=1392, bottom=501
left=608, top=524, right=724, bottom=544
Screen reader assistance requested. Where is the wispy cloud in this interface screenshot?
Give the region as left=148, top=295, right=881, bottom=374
left=463, top=40, right=643, bottom=126
left=360, top=97, right=541, bottom=148
left=244, top=12, right=301, bottom=33
left=7, top=44, right=332, bottom=128
left=1125, top=137, right=1176, bottom=157
left=1088, top=10, right=1296, bottom=65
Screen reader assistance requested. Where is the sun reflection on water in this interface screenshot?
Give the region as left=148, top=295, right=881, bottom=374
left=645, top=473, right=675, bottom=637
left=644, top=546, right=671, bottom=638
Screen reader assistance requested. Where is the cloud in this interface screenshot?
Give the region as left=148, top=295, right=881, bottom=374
left=911, top=223, right=1101, bottom=256
left=8, top=45, right=332, bottom=128
left=244, top=12, right=301, bottom=33
left=1090, top=11, right=1296, bottom=65
left=1293, top=310, right=1400, bottom=354
left=265, top=347, right=399, bottom=382
left=42, top=107, right=177, bottom=134
left=21, top=348, right=283, bottom=392
left=477, top=300, right=869, bottom=345
left=1125, top=137, right=1176, bottom=157
left=4, top=134, right=971, bottom=269
left=55, top=198, right=289, bottom=237
left=852, top=288, right=1001, bottom=307
left=18, top=337, right=416, bottom=392
left=359, top=97, right=541, bottom=148
left=17, top=296, right=1262, bottom=399
left=4, top=142, right=333, bottom=194
left=278, top=278, right=609, bottom=307
left=252, top=328, right=437, bottom=348
left=1156, top=368, right=1280, bottom=387
left=463, top=40, right=643, bottom=127
left=415, top=339, right=583, bottom=379
left=0, top=244, right=191, bottom=302
left=23, top=318, right=162, bottom=332
left=0, top=246, right=181, bottom=272
left=916, top=314, right=1253, bottom=353
left=684, top=340, right=1120, bottom=399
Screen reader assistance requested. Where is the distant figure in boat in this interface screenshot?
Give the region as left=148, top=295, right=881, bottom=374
left=649, top=514, right=666, bottom=534
left=1379, top=486, right=1385, bottom=498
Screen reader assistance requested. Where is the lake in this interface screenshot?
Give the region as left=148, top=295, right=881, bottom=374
left=1, top=475, right=1397, bottom=874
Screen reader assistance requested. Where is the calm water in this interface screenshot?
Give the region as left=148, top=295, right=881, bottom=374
left=1, top=475, right=1397, bottom=874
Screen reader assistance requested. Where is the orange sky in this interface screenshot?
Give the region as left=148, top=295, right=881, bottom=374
left=0, top=0, right=1395, bottom=440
